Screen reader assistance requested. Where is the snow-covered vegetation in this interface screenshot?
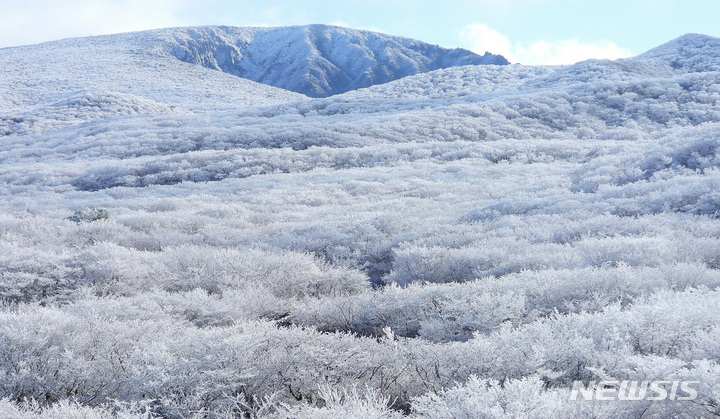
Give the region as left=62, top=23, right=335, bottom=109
left=1, top=27, right=720, bottom=418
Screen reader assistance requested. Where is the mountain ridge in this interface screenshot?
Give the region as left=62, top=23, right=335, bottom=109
left=158, top=24, right=509, bottom=97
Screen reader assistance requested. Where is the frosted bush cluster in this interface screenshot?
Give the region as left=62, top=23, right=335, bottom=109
left=2, top=29, right=720, bottom=417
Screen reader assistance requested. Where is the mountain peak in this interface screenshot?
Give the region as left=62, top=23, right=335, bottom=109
left=637, top=33, right=720, bottom=72
left=161, top=25, right=509, bottom=97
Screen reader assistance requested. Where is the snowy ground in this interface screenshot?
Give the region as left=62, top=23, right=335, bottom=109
left=1, top=28, right=720, bottom=418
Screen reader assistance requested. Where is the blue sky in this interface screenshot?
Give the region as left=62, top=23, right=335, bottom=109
left=1, top=0, right=718, bottom=65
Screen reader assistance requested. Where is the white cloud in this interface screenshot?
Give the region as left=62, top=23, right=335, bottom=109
left=515, top=39, right=633, bottom=65
left=458, top=23, right=515, bottom=60
left=459, top=23, right=632, bottom=65
left=0, top=0, right=188, bottom=48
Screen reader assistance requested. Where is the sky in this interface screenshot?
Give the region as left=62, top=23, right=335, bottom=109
left=1, top=0, right=719, bottom=65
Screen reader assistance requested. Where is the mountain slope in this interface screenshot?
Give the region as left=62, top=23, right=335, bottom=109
left=0, top=31, right=307, bottom=136
left=160, top=25, right=509, bottom=97
left=637, top=33, right=720, bottom=72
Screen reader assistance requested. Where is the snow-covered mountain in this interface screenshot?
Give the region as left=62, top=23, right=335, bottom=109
left=637, top=33, right=720, bottom=72
left=161, top=24, right=509, bottom=97
left=2, top=30, right=720, bottom=418
left=0, top=25, right=507, bottom=134
left=0, top=29, right=307, bottom=135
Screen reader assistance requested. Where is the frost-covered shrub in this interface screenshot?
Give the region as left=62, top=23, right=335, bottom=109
left=0, top=303, right=459, bottom=415
left=0, top=242, right=82, bottom=304
left=412, top=375, right=573, bottom=419
left=410, top=371, right=715, bottom=419
left=291, top=283, right=526, bottom=341
left=0, top=398, right=153, bottom=419
left=74, top=243, right=369, bottom=299
left=67, top=208, right=109, bottom=223
left=160, top=245, right=369, bottom=298
left=274, top=386, right=404, bottom=419
left=386, top=244, right=482, bottom=285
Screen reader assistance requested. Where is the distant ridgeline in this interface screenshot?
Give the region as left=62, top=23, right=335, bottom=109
left=161, top=25, right=509, bottom=97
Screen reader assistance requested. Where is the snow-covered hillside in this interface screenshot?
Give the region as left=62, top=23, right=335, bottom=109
left=0, top=30, right=307, bottom=136
left=638, top=33, right=720, bottom=72
left=1, top=29, right=720, bottom=418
